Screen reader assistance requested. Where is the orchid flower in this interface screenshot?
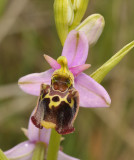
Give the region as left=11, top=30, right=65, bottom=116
left=4, top=111, right=79, bottom=160
left=18, top=30, right=111, bottom=135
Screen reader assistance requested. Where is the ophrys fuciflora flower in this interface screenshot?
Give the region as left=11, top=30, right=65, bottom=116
left=19, top=30, right=111, bottom=135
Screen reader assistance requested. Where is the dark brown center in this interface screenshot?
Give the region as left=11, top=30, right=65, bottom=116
left=52, top=96, right=60, bottom=102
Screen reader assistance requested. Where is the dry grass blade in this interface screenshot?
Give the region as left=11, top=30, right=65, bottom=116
left=0, top=0, right=29, bottom=44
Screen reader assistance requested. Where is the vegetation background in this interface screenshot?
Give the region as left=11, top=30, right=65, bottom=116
left=0, top=0, right=134, bottom=160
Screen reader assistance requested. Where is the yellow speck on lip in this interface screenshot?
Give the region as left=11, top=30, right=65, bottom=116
left=41, top=121, right=56, bottom=129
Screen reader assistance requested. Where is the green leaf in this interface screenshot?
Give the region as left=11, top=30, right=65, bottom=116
left=91, top=40, right=134, bottom=83
left=32, top=142, right=46, bottom=160
left=0, top=149, right=9, bottom=160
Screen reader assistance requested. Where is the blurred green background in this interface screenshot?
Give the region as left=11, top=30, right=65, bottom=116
left=0, top=0, right=134, bottom=160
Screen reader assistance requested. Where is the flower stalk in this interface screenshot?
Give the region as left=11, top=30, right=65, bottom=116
left=47, top=129, right=61, bottom=160
left=32, top=142, right=46, bottom=160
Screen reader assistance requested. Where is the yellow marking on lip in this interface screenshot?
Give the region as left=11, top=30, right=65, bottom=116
left=45, top=93, right=74, bottom=109
left=41, top=121, right=56, bottom=129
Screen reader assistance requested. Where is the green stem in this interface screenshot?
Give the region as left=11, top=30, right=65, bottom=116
left=32, top=142, right=46, bottom=160
left=46, top=129, right=61, bottom=160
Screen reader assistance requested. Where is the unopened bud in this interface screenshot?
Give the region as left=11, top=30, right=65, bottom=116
left=54, top=0, right=74, bottom=45
left=76, top=14, right=105, bottom=45
left=69, top=0, right=89, bottom=30
left=72, top=0, right=82, bottom=10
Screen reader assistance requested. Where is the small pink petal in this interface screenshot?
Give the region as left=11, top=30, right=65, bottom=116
left=74, top=73, right=111, bottom=107
left=70, top=64, right=91, bottom=77
left=4, top=141, right=34, bottom=160
left=21, top=128, right=28, bottom=138
left=58, top=151, right=80, bottom=160
left=44, top=54, right=60, bottom=69
left=62, top=30, right=89, bottom=67
left=18, top=69, right=54, bottom=96
left=28, top=109, right=51, bottom=144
